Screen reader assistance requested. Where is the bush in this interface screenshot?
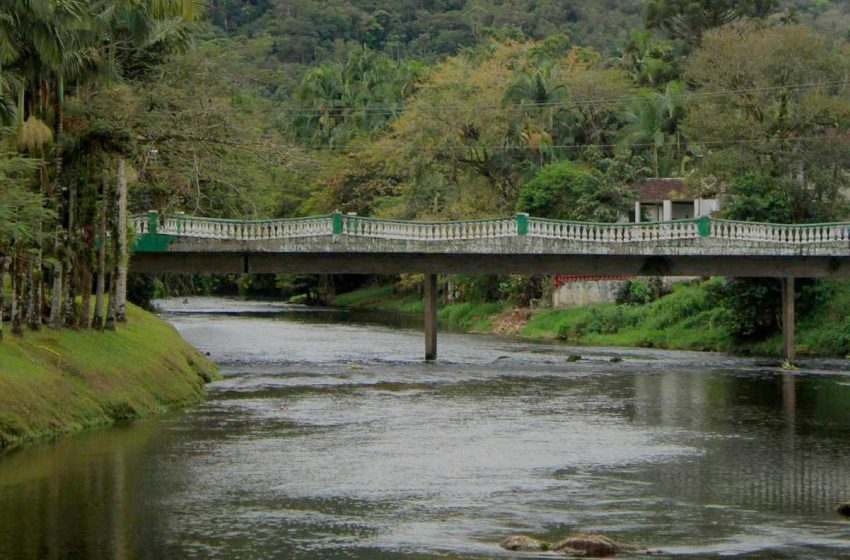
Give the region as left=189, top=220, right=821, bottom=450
left=497, top=275, right=545, bottom=306
left=516, top=160, right=634, bottom=222
left=707, top=278, right=829, bottom=342
left=616, top=278, right=670, bottom=305
left=450, top=275, right=501, bottom=303
left=127, top=273, right=159, bottom=310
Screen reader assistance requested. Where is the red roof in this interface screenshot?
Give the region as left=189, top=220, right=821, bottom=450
left=629, top=178, right=687, bottom=202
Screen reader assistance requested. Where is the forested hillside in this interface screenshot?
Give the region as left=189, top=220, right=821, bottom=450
left=171, top=0, right=850, bottom=221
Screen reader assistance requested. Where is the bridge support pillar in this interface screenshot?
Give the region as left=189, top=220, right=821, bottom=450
left=425, top=273, right=438, bottom=361
left=782, top=277, right=795, bottom=364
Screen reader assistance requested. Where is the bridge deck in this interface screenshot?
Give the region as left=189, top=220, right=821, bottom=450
left=131, top=213, right=850, bottom=278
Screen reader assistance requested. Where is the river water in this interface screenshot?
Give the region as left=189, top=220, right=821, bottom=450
left=1, top=297, right=850, bottom=559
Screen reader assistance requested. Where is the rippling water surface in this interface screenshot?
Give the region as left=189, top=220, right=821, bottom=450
left=2, top=297, right=850, bottom=559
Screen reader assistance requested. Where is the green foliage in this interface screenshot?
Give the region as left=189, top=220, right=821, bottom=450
left=684, top=22, right=850, bottom=220
left=617, top=81, right=689, bottom=176
left=616, top=278, right=670, bottom=305
left=286, top=47, right=425, bottom=148
left=646, top=0, right=781, bottom=44
left=451, top=276, right=502, bottom=304
left=721, top=174, right=793, bottom=223
left=517, top=159, right=634, bottom=221
left=497, top=276, right=545, bottom=306
left=213, top=0, right=645, bottom=63
left=0, top=152, right=53, bottom=250
left=615, top=29, right=683, bottom=85
left=127, top=274, right=158, bottom=310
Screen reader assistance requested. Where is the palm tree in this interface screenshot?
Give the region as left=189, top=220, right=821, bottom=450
left=0, top=0, right=201, bottom=331
left=618, top=92, right=669, bottom=177
left=502, top=68, right=568, bottom=164
left=618, top=82, right=689, bottom=177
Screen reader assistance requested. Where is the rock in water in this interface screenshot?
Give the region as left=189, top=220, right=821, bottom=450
left=554, top=534, right=618, bottom=557
left=500, top=535, right=547, bottom=551
left=567, top=354, right=582, bottom=363
left=838, top=503, right=850, bottom=517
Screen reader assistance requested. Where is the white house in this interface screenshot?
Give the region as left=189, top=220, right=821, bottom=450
left=630, top=178, right=720, bottom=222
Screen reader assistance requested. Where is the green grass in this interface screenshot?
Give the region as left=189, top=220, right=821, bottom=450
left=0, top=304, right=218, bottom=450
left=332, top=284, right=507, bottom=331
left=524, top=279, right=850, bottom=357
left=333, top=280, right=850, bottom=358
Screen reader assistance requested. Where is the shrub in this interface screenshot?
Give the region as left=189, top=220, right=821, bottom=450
left=516, top=160, right=634, bottom=222
left=616, top=278, right=670, bottom=305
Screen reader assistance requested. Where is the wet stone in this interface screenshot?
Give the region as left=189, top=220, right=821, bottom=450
left=554, top=534, right=618, bottom=557
left=500, top=535, right=548, bottom=551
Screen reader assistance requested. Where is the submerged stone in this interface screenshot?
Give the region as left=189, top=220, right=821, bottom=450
left=838, top=503, right=850, bottom=517
left=500, top=535, right=548, bottom=551
left=554, top=534, right=618, bottom=557
left=567, top=355, right=582, bottom=363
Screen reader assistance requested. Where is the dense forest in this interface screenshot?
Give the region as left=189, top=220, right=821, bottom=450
left=1, top=0, right=850, bottom=348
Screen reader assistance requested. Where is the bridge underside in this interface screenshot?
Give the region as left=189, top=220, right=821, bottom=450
left=130, top=252, right=850, bottom=278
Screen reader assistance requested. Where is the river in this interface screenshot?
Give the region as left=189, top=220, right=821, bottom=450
left=1, top=297, right=850, bottom=559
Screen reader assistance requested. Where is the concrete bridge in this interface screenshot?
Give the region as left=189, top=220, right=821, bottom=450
left=131, top=212, right=850, bottom=362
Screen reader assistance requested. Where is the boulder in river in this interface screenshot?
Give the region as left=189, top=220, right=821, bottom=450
left=553, top=534, right=618, bottom=557
left=500, top=535, right=548, bottom=551
left=838, top=503, right=850, bottom=517
left=567, top=355, right=582, bottom=363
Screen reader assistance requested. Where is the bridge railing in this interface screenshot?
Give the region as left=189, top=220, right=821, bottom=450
left=157, top=214, right=335, bottom=240
left=342, top=215, right=517, bottom=240
left=130, top=215, right=152, bottom=235
left=710, top=219, right=850, bottom=244
left=132, top=212, right=850, bottom=245
left=527, top=217, right=701, bottom=242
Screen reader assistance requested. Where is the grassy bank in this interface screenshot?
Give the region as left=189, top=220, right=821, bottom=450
left=0, top=304, right=218, bottom=450
left=332, top=280, right=850, bottom=358
left=332, top=285, right=508, bottom=331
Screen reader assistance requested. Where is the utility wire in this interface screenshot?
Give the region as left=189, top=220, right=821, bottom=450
left=295, top=132, right=850, bottom=155
left=275, top=78, right=850, bottom=117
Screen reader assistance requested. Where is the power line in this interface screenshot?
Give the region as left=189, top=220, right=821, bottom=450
left=295, top=132, right=850, bottom=155
left=275, top=78, right=850, bottom=117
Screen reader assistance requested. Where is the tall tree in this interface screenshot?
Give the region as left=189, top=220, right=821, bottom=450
left=646, top=0, right=780, bottom=44
left=684, top=22, right=850, bottom=221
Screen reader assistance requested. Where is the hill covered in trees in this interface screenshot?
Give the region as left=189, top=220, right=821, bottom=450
left=172, top=0, right=850, bottom=220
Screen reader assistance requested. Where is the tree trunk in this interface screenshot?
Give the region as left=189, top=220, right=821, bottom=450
left=115, top=157, right=128, bottom=323
left=48, top=257, right=62, bottom=329
left=63, top=181, right=77, bottom=329
left=94, top=168, right=108, bottom=329
left=105, top=267, right=116, bottom=331
left=11, top=256, right=23, bottom=336
left=26, top=257, right=38, bottom=330
left=78, top=220, right=93, bottom=329
left=0, top=255, right=6, bottom=341
left=105, top=199, right=117, bottom=332
left=79, top=243, right=92, bottom=329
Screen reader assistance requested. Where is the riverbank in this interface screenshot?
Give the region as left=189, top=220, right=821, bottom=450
left=0, top=304, right=218, bottom=450
left=331, top=280, right=850, bottom=358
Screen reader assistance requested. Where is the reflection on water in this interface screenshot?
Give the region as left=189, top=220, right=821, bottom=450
left=1, top=297, right=850, bottom=559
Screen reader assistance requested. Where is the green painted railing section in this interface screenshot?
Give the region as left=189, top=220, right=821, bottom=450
left=517, top=213, right=529, bottom=236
